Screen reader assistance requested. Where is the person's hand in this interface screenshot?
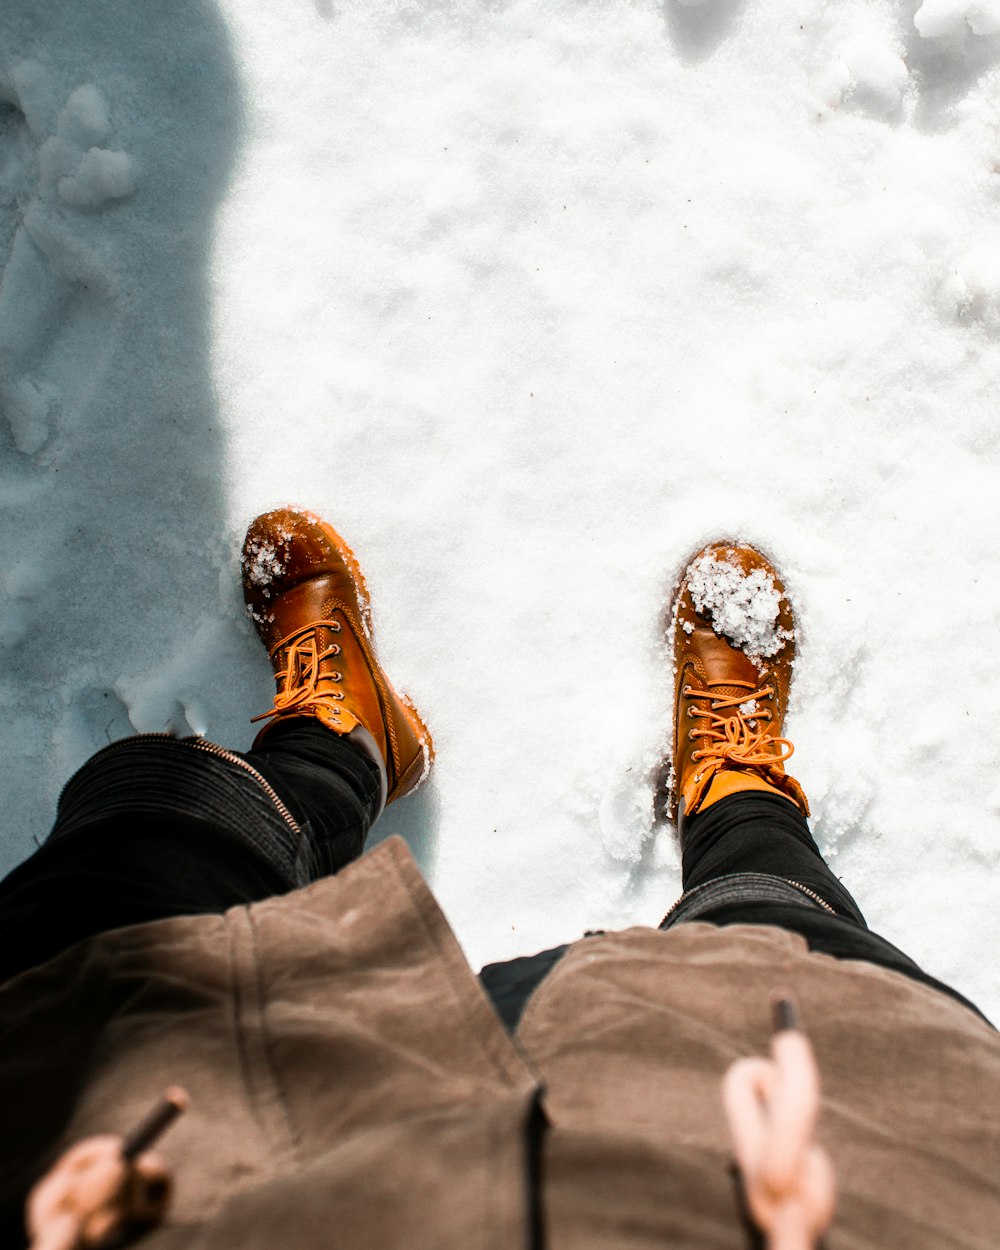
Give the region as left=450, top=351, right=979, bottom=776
left=26, top=1088, right=187, bottom=1250
left=26, top=1135, right=171, bottom=1250
left=723, top=998, right=835, bottom=1250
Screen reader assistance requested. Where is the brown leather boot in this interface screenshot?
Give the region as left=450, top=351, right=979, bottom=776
left=669, top=542, right=809, bottom=831
left=242, top=508, right=433, bottom=805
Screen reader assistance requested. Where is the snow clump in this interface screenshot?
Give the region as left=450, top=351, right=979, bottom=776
left=58, top=147, right=135, bottom=208
left=686, top=552, right=793, bottom=660
left=938, top=243, right=1000, bottom=330
left=242, top=539, right=287, bottom=590
left=56, top=84, right=111, bottom=149
left=813, top=37, right=909, bottom=117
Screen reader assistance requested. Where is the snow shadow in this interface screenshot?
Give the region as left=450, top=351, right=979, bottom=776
left=0, top=0, right=246, bottom=870
left=0, top=0, right=443, bottom=885
left=368, top=781, right=440, bottom=871
left=661, top=0, right=746, bottom=65
left=907, top=39, right=1000, bottom=131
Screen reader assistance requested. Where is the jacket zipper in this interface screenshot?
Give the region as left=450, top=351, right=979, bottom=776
left=58, top=733, right=302, bottom=838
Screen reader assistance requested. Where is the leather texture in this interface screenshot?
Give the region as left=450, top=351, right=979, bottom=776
left=242, top=509, right=433, bottom=803
left=670, top=542, right=808, bottom=823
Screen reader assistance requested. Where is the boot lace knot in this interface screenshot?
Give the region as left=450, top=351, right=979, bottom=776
left=251, top=620, right=345, bottom=725
left=684, top=678, right=794, bottom=773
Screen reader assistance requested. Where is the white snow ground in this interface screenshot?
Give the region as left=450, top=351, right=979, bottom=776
left=1, top=0, right=999, bottom=1022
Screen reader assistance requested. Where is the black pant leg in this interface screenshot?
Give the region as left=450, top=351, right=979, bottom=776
left=244, top=718, right=383, bottom=878
left=681, top=791, right=865, bottom=920
left=0, top=721, right=381, bottom=985
left=676, top=791, right=990, bottom=1025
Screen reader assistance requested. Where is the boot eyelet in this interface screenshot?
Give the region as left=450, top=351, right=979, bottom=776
left=329, top=671, right=343, bottom=682
left=331, top=692, right=345, bottom=701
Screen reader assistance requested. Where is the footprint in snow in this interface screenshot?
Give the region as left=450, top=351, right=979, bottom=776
left=904, top=0, right=1000, bottom=129
left=64, top=685, right=136, bottom=751
left=0, top=62, right=135, bottom=457
left=809, top=3, right=1000, bottom=129
left=663, top=0, right=746, bottom=66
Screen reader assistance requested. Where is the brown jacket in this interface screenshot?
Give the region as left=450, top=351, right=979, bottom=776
left=1, top=836, right=997, bottom=1249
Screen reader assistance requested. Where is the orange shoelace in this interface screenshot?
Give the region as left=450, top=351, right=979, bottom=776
left=685, top=678, right=795, bottom=772
left=251, top=621, right=345, bottom=724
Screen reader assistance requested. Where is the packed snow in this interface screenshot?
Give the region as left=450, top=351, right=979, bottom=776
left=242, top=537, right=289, bottom=592
left=684, top=550, right=792, bottom=660
left=2, top=0, right=999, bottom=1023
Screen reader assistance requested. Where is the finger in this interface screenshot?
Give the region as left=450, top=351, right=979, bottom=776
left=762, top=1030, right=820, bottom=1192
left=132, top=1152, right=170, bottom=1185
left=28, top=1143, right=125, bottom=1227
left=127, top=1154, right=173, bottom=1220
left=801, top=1146, right=837, bottom=1233
left=28, top=1211, right=82, bottom=1250
left=81, top=1206, right=122, bottom=1248
left=58, top=1139, right=123, bottom=1176
left=768, top=1196, right=813, bottom=1250
left=723, top=1058, right=774, bottom=1171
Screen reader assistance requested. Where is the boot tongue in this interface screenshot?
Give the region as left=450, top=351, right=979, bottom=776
left=693, top=626, right=764, bottom=695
